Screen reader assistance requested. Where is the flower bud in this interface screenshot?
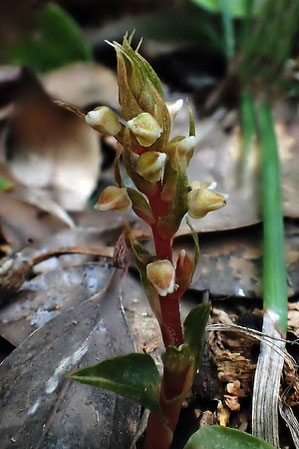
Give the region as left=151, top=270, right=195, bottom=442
left=146, top=260, right=175, bottom=297
left=136, top=151, right=166, bottom=182
left=166, top=99, right=183, bottom=120
left=86, top=106, right=122, bottom=136
left=95, top=186, right=132, bottom=212
left=188, top=187, right=227, bottom=219
left=167, top=136, right=196, bottom=169
left=127, top=112, right=163, bottom=147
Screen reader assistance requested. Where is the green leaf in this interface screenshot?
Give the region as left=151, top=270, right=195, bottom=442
left=184, top=426, right=276, bottom=449
left=0, top=177, right=13, bottom=191
left=190, top=0, right=265, bottom=17
left=5, top=2, right=91, bottom=72
left=71, top=353, right=162, bottom=414
left=184, top=303, right=211, bottom=366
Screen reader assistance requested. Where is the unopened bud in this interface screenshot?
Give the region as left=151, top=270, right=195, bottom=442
left=95, top=186, right=132, bottom=212
left=136, top=151, right=166, bottom=182
left=86, top=106, right=122, bottom=136
left=166, top=99, right=183, bottom=120
left=127, top=112, right=162, bottom=147
left=167, top=136, right=196, bottom=169
left=146, top=259, right=175, bottom=297
left=188, top=187, right=227, bottom=219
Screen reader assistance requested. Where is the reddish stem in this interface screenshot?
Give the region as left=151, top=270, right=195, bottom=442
left=159, top=296, right=184, bottom=347
left=151, top=224, right=172, bottom=260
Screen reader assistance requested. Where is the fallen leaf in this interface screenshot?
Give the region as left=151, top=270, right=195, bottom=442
left=0, top=192, right=68, bottom=250
left=0, top=67, right=101, bottom=210
left=0, top=262, right=112, bottom=346
left=0, top=267, right=140, bottom=449
left=174, top=222, right=299, bottom=298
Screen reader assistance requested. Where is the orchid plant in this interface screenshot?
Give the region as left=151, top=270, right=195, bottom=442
left=70, top=33, right=227, bottom=449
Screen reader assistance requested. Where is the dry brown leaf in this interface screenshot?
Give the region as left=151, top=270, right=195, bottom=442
left=0, top=68, right=101, bottom=210
left=42, top=63, right=119, bottom=110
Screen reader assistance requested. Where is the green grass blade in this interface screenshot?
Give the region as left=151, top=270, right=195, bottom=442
left=257, top=101, right=287, bottom=334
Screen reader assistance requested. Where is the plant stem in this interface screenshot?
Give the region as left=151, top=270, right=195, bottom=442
left=160, top=296, right=184, bottom=347
left=148, top=181, right=185, bottom=347
left=143, top=412, right=173, bottom=449
left=151, top=224, right=172, bottom=260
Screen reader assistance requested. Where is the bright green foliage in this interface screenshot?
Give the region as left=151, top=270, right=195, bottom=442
left=5, top=2, right=91, bottom=72
left=184, top=426, right=276, bottom=449
left=70, top=353, right=162, bottom=414
left=183, top=303, right=211, bottom=366
left=190, top=0, right=265, bottom=17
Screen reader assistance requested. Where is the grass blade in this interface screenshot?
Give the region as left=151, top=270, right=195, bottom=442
left=252, top=100, right=288, bottom=447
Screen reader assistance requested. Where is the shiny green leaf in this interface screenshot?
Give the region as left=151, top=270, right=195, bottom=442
left=184, top=303, right=211, bottom=366
left=71, top=353, right=162, bottom=414
left=184, top=425, right=276, bottom=449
